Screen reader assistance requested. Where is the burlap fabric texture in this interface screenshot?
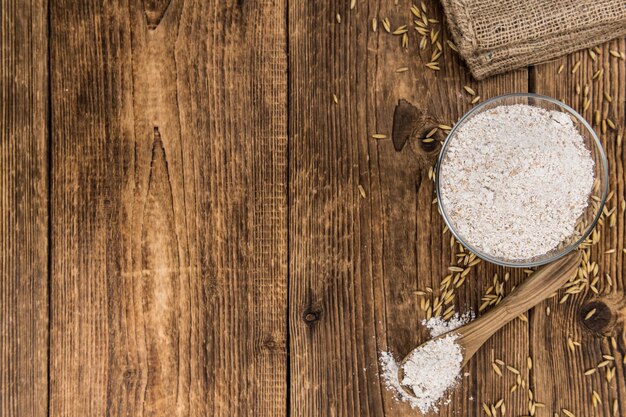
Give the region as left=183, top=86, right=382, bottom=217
left=440, top=0, right=626, bottom=79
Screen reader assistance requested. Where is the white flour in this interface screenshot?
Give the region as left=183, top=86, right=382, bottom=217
left=400, top=334, right=463, bottom=413
left=422, top=310, right=474, bottom=337
left=380, top=312, right=473, bottom=413
left=439, top=104, right=595, bottom=261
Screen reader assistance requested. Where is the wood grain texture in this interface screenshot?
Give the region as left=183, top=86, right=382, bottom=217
left=289, top=1, right=529, bottom=416
left=0, top=1, right=49, bottom=416
left=530, top=38, right=626, bottom=417
left=2, top=0, right=624, bottom=416
left=49, top=1, right=287, bottom=416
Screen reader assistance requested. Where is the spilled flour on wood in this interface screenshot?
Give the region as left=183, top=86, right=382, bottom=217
left=379, top=311, right=473, bottom=413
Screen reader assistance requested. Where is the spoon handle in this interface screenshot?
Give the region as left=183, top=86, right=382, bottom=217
left=459, top=251, right=582, bottom=363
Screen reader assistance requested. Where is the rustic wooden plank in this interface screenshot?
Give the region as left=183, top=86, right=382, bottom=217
left=0, top=1, right=49, bottom=416
left=49, top=1, right=287, bottom=416
left=530, top=39, right=626, bottom=417
left=289, top=0, right=528, bottom=416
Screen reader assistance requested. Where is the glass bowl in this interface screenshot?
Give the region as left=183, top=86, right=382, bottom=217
left=435, top=93, right=609, bottom=268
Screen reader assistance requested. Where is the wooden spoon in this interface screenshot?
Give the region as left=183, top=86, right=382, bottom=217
left=398, top=251, right=582, bottom=396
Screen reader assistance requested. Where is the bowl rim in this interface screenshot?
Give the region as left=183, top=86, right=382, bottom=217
left=435, top=93, right=609, bottom=268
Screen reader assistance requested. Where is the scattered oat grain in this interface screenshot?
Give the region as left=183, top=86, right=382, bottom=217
left=464, top=86, right=476, bottom=96
left=585, top=308, right=596, bottom=320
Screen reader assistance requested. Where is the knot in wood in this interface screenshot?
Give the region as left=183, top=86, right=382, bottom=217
left=580, top=300, right=615, bottom=336
left=261, top=336, right=281, bottom=352
left=123, top=368, right=139, bottom=383
left=303, top=310, right=320, bottom=324
left=416, top=126, right=444, bottom=153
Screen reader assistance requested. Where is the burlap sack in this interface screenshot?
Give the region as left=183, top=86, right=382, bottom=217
left=440, top=0, right=626, bottom=79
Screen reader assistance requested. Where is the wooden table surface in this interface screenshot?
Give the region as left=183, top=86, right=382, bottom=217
left=2, top=1, right=625, bottom=416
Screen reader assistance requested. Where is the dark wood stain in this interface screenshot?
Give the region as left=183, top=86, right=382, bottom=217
left=392, top=99, right=423, bottom=152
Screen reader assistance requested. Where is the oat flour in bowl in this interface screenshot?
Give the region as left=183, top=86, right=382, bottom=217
left=438, top=104, right=595, bottom=261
